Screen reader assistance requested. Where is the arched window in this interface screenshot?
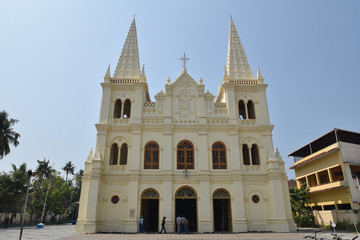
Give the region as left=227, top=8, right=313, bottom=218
left=247, top=100, right=256, bottom=119
left=242, top=144, right=250, bottom=165
left=110, top=143, right=118, bottom=165
left=251, top=144, right=260, bottom=165
left=120, top=143, right=128, bottom=165
left=114, top=99, right=122, bottom=118
left=238, top=100, right=246, bottom=119
left=212, top=142, right=227, bottom=169
left=144, top=142, right=159, bottom=169
left=123, top=99, right=131, bottom=118
left=177, top=140, right=194, bottom=170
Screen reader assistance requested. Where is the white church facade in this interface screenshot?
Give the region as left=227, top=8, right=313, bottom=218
left=76, top=18, right=295, bottom=233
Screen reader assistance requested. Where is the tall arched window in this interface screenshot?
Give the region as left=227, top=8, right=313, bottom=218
left=110, top=143, right=118, bottom=165
left=242, top=144, right=250, bottom=165
left=177, top=141, right=194, bottom=170
left=123, top=99, right=131, bottom=118
left=120, top=143, right=128, bottom=165
left=144, top=142, right=159, bottom=169
left=238, top=100, right=246, bottom=119
left=247, top=100, right=256, bottom=119
left=212, top=142, right=227, bottom=169
left=114, top=99, right=122, bottom=118
left=251, top=144, right=260, bottom=165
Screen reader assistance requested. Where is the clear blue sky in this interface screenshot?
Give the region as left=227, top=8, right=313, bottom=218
left=1, top=0, right=359, bottom=179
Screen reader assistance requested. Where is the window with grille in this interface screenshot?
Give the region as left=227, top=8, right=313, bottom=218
left=144, top=142, right=159, bottom=169
left=177, top=141, right=194, bottom=170
left=212, top=142, right=227, bottom=169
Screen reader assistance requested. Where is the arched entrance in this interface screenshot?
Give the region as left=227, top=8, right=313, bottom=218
left=175, top=186, right=197, bottom=232
left=141, top=189, right=159, bottom=232
left=213, top=189, right=232, bottom=232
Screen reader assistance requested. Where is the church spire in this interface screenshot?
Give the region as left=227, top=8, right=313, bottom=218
left=113, top=18, right=140, bottom=79
left=225, top=18, right=254, bottom=80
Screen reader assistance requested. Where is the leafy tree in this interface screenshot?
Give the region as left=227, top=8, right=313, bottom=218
left=289, top=182, right=314, bottom=228
left=0, top=110, right=20, bottom=159
left=46, top=175, right=72, bottom=222
left=0, top=163, right=28, bottom=223
left=62, top=161, right=75, bottom=183
left=35, top=158, right=53, bottom=182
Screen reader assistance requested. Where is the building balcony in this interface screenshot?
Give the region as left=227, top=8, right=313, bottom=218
left=309, top=180, right=345, bottom=193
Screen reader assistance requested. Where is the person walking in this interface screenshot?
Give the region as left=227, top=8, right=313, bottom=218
left=139, top=216, right=145, bottom=233
left=160, top=216, right=166, bottom=233
left=4, top=216, right=10, bottom=229
left=176, top=216, right=181, bottom=233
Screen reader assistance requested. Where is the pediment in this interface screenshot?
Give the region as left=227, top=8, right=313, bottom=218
left=172, top=70, right=198, bottom=93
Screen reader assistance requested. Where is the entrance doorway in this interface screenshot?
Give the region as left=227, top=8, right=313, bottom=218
left=213, top=189, right=232, bottom=232
left=141, top=189, right=159, bottom=232
left=175, top=186, right=197, bottom=232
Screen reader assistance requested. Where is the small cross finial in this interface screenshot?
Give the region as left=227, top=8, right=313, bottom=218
left=179, top=52, right=190, bottom=70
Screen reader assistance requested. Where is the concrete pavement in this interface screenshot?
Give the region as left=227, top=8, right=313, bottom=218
left=0, top=223, right=359, bottom=240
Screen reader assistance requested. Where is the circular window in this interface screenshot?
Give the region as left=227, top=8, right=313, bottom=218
left=111, top=195, right=120, bottom=204
left=252, top=195, right=260, bottom=204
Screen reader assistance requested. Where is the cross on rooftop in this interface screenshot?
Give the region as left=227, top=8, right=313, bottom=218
left=179, top=53, right=190, bottom=70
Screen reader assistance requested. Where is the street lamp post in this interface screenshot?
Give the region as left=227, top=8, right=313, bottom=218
left=19, top=170, right=32, bottom=240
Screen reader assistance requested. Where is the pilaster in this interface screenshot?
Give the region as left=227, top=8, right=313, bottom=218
left=198, top=181, right=212, bottom=232
left=99, top=83, right=112, bottom=124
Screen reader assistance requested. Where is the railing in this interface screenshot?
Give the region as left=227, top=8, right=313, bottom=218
left=110, top=79, right=139, bottom=84
left=229, top=80, right=258, bottom=85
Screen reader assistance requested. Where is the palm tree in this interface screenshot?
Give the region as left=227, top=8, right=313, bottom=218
left=62, top=161, right=75, bottom=183
left=0, top=111, right=20, bottom=159
left=35, top=158, right=53, bottom=182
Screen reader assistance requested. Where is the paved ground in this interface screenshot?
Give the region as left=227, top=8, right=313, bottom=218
left=0, top=223, right=359, bottom=240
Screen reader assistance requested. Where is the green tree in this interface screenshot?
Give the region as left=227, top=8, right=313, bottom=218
left=46, top=175, right=72, bottom=222
left=0, top=111, right=20, bottom=159
left=0, top=163, right=28, bottom=223
left=62, top=161, right=75, bottom=183
left=289, top=182, right=314, bottom=228
left=35, top=158, right=53, bottom=182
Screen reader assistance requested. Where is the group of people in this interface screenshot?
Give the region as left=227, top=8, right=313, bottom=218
left=138, top=216, right=190, bottom=234
left=139, top=216, right=167, bottom=234
left=176, top=216, right=190, bottom=234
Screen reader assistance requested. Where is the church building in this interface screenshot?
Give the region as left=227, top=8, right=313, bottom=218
left=76, top=18, right=295, bottom=233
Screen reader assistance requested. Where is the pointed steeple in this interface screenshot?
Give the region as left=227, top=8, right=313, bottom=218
left=225, top=18, right=254, bottom=80
left=141, top=64, right=145, bottom=75
left=105, top=64, right=111, bottom=78
left=257, top=66, right=263, bottom=79
left=113, top=18, right=140, bottom=79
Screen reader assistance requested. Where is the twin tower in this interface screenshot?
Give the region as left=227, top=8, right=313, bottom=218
left=76, top=18, right=295, bottom=233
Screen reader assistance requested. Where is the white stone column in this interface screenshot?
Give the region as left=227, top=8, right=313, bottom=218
left=130, top=129, right=142, bottom=171
left=198, top=130, right=209, bottom=171
left=99, top=83, right=112, bottom=124
left=198, top=180, right=212, bottom=232
left=160, top=181, right=173, bottom=232
left=232, top=180, right=247, bottom=232
left=75, top=162, right=101, bottom=233
left=229, top=130, right=241, bottom=171
left=224, top=84, right=237, bottom=120
left=266, top=172, right=291, bottom=232
left=162, top=128, right=173, bottom=171
left=124, top=180, right=139, bottom=232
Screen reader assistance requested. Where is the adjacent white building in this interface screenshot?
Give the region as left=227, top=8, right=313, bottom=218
left=76, top=18, right=295, bottom=233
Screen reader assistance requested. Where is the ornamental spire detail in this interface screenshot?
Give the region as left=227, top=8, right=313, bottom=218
left=113, top=18, right=140, bottom=79
left=225, top=18, right=254, bottom=80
